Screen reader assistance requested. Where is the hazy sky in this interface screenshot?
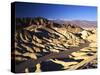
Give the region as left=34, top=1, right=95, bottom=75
left=15, top=2, right=97, bottom=21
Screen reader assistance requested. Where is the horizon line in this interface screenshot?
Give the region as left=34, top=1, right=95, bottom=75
left=16, top=17, right=97, bottom=22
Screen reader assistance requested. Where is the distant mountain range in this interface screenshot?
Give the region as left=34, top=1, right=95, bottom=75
left=16, top=17, right=97, bottom=29
left=51, top=20, right=97, bottom=28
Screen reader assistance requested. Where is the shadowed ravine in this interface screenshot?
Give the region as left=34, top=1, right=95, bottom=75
left=15, top=41, right=90, bottom=73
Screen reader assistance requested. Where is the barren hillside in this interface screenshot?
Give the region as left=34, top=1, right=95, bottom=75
left=12, top=17, right=97, bottom=73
